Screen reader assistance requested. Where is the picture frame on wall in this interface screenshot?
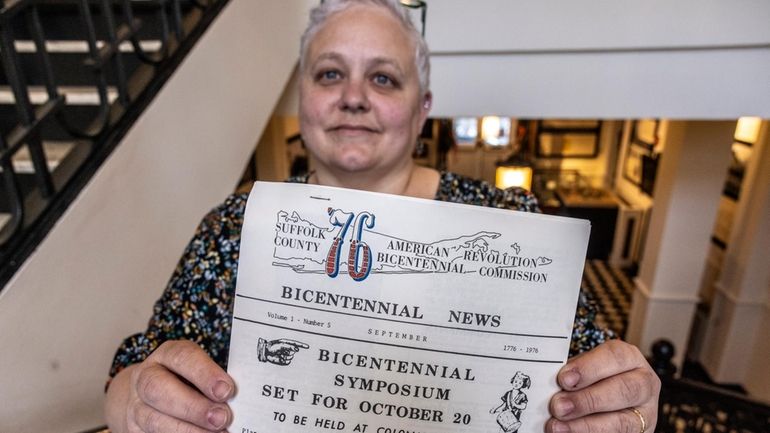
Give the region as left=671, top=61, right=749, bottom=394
left=535, top=120, right=602, bottom=158
left=623, top=119, right=661, bottom=195
left=641, top=153, right=660, bottom=196
left=623, top=143, right=646, bottom=187
left=632, top=119, right=659, bottom=150
left=452, top=117, right=479, bottom=149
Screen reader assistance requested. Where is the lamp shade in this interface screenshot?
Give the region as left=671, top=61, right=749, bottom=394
left=495, top=163, right=533, bottom=190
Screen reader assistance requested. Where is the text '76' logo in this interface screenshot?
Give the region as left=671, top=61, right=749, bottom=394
left=325, top=208, right=374, bottom=281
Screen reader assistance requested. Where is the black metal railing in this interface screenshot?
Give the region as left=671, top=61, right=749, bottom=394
left=656, top=377, right=770, bottom=433
left=650, top=340, right=770, bottom=433
left=0, top=0, right=229, bottom=288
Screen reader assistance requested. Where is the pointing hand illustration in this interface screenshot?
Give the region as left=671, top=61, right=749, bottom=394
left=257, top=338, right=310, bottom=366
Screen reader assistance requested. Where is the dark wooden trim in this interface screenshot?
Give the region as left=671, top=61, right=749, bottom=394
left=534, top=120, right=602, bottom=159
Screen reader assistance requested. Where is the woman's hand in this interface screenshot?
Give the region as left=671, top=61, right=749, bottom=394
left=105, top=340, right=235, bottom=433
left=546, top=340, right=661, bottom=433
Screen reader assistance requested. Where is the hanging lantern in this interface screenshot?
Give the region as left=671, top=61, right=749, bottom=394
left=495, top=157, right=533, bottom=190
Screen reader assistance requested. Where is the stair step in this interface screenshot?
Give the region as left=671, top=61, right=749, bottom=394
left=0, top=49, right=148, bottom=87
left=8, top=2, right=180, bottom=41
left=0, top=86, right=118, bottom=106
left=0, top=139, right=91, bottom=218
left=0, top=87, right=116, bottom=140
left=0, top=104, right=103, bottom=141
left=9, top=40, right=163, bottom=54
left=1, top=141, right=77, bottom=174
left=0, top=86, right=118, bottom=141
left=0, top=213, right=10, bottom=232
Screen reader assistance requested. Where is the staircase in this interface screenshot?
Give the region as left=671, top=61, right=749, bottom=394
left=0, top=0, right=228, bottom=286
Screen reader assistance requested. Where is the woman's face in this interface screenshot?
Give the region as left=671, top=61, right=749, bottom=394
left=299, top=5, right=430, bottom=177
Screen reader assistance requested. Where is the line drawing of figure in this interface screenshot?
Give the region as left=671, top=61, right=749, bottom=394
left=257, top=338, right=309, bottom=366
left=490, top=371, right=531, bottom=433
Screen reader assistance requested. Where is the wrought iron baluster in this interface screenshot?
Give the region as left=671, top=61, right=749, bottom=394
left=55, top=0, right=112, bottom=138
left=155, top=0, right=171, bottom=49
left=0, top=9, right=55, bottom=197
left=123, top=0, right=168, bottom=65
left=25, top=4, right=58, bottom=102
left=0, top=134, right=24, bottom=245
left=100, top=0, right=130, bottom=106
left=189, top=0, right=209, bottom=9
left=170, top=0, right=184, bottom=40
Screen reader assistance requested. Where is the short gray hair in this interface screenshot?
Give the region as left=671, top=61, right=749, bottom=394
left=299, top=0, right=431, bottom=94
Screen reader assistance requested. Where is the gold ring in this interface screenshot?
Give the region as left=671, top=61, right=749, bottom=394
left=630, top=407, right=647, bottom=433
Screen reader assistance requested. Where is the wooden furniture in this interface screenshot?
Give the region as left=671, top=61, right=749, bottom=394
left=542, top=188, right=620, bottom=260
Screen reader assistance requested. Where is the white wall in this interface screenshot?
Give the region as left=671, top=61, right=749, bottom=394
left=626, top=121, right=735, bottom=367
left=0, top=1, right=313, bottom=431
left=428, top=1, right=770, bottom=52
left=263, top=1, right=770, bottom=120
left=427, top=1, right=770, bottom=119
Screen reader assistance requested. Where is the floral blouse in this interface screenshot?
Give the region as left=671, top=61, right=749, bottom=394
left=108, top=171, right=612, bottom=383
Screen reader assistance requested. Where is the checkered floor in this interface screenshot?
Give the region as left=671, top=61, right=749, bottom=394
left=581, top=260, right=636, bottom=339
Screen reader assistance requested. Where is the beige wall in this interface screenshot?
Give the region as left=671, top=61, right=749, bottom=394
left=746, top=304, right=770, bottom=400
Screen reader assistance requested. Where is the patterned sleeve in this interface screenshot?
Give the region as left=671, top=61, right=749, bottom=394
left=106, top=194, right=247, bottom=387
left=500, top=186, right=542, bottom=213
left=569, top=290, right=616, bottom=356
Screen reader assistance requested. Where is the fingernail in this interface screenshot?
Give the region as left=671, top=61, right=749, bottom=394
left=551, top=420, right=571, bottom=433
left=554, top=397, right=575, bottom=417
left=213, top=380, right=232, bottom=400
left=208, top=407, right=228, bottom=429
left=562, top=370, right=580, bottom=388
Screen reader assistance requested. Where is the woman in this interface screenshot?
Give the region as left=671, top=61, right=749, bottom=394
left=104, top=1, right=660, bottom=432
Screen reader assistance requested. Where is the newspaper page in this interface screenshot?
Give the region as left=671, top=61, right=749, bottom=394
left=228, top=181, right=590, bottom=433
